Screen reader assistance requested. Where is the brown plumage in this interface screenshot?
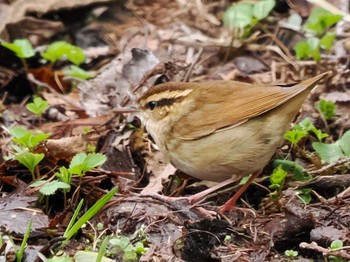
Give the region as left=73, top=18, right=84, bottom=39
left=138, top=72, right=331, bottom=211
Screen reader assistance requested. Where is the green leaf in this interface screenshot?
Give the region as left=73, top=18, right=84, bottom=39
left=315, top=99, right=336, bottom=120
left=62, top=65, right=96, bottom=80
left=11, top=127, right=50, bottom=149
left=41, top=41, right=85, bottom=65
left=294, top=38, right=321, bottom=61
left=10, top=126, right=30, bottom=138
left=336, top=130, right=350, bottom=156
left=15, top=152, right=44, bottom=174
left=252, top=0, right=275, bottom=20
left=26, top=96, right=49, bottom=116
left=269, top=165, right=287, bottom=190
left=312, top=142, right=343, bottom=163
left=134, top=242, right=147, bottom=254
left=84, top=153, right=107, bottom=171
left=69, top=152, right=87, bottom=175
left=296, top=118, right=328, bottom=141
left=273, top=159, right=311, bottom=181
left=123, top=250, right=138, bottom=262
left=17, top=219, right=32, bottom=262
left=62, top=188, right=117, bottom=244
left=110, top=236, right=131, bottom=250
left=294, top=40, right=309, bottom=60
left=284, top=249, right=298, bottom=257
left=69, top=153, right=107, bottom=175
left=55, top=166, right=72, bottom=184
left=30, top=180, right=46, bottom=187
left=305, top=8, right=342, bottom=34
left=223, top=2, right=253, bottom=29
left=284, top=130, right=308, bottom=145
left=297, top=188, right=312, bottom=204
left=1, top=39, right=35, bottom=58
left=310, top=128, right=328, bottom=141
left=307, top=37, right=321, bottom=61
left=330, top=239, right=343, bottom=250
left=320, top=32, right=336, bottom=50
left=39, top=180, right=70, bottom=195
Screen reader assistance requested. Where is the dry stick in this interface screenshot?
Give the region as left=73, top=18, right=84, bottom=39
left=27, top=73, right=82, bottom=111
left=308, top=157, right=350, bottom=176
left=300, top=241, right=350, bottom=260
left=183, top=47, right=203, bottom=82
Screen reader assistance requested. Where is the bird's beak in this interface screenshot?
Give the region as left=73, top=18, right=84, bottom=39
left=112, top=108, right=141, bottom=113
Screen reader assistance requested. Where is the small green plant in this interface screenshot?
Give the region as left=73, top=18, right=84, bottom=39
left=313, top=130, right=350, bottom=163
left=273, top=159, right=311, bottom=181
left=296, top=188, right=312, bottom=204
left=1, top=39, right=93, bottom=84
left=9, top=219, right=32, bottom=262
left=328, top=240, right=346, bottom=262
left=62, top=65, right=96, bottom=80
left=30, top=152, right=106, bottom=207
left=109, top=236, right=148, bottom=262
left=284, top=118, right=328, bottom=145
left=10, top=126, right=51, bottom=150
left=61, top=188, right=117, bottom=246
left=0, top=39, right=35, bottom=59
left=268, top=165, right=287, bottom=207
left=41, top=41, right=85, bottom=65
left=7, top=126, right=49, bottom=180
left=15, top=152, right=44, bottom=180
left=269, top=165, right=287, bottom=191
left=315, top=99, right=336, bottom=120
left=223, top=0, right=275, bottom=36
left=285, top=249, right=298, bottom=257
left=69, top=152, right=107, bottom=184
left=294, top=8, right=342, bottom=61
left=26, top=96, right=49, bottom=118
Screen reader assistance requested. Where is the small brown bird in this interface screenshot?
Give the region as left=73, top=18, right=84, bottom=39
left=137, top=72, right=331, bottom=212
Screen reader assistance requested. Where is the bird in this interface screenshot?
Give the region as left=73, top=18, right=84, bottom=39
left=137, top=71, right=331, bottom=212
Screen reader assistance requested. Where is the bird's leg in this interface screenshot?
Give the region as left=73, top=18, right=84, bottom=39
left=219, top=170, right=262, bottom=213
left=186, top=177, right=238, bottom=204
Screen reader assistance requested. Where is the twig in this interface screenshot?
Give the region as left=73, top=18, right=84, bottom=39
left=300, top=241, right=350, bottom=259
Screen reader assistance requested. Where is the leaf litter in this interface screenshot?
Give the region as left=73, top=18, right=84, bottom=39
left=0, top=0, right=350, bottom=261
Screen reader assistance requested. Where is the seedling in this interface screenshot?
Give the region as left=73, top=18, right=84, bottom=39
left=26, top=96, right=49, bottom=118
left=109, top=236, right=148, bottom=262
left=61, top=187, right=117, bottom=246
left=273, top=159, right=311, bottom=181
left=284, top=118, right=328, bottom=145
left=96, top=236, right=110, bottom=262
left=268, top=165, right=287, bottom=207
left=294, top=8, right=342, bottom=61
left=296, top=188, right=312, bottom=204
left=8, top=219, right=32, bottom=262
left=41, top=41, right=85, bottom=65
left=10, top=126, right=50, bottom=150
left=69, top=152, right=107, bottom=186
left=223, top=0, right=275, bottom=34
left=313, top=130, right=350, bottom=163
left=328, top=240, right=346, bottom=262
left=15, top=152, right=44, bottom=180
left=284, top=249, right=298, bottom=257
left=315, top=99, right=336, bottom=120
left=0, top=39, right=35, bottom=59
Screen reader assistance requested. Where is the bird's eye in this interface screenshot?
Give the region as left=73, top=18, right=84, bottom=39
left=147, top=101, right=158, bottom=110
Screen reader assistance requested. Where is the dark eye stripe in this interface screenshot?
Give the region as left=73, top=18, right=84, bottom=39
left=146, top=98, right=176, bottom=110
